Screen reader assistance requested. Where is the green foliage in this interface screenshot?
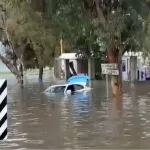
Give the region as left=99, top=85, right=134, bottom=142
left=45, top=0, right=150, bottom=58
left=1, top=0, right=150, bottom=70
left=0, top=0, right=55, bottom=68
left=23, top=43, right=38, bottom=69
left=80, top=0, right=150, bottom=56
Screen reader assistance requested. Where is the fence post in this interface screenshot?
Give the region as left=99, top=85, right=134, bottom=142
left=0, top=79, right=7, bottom=140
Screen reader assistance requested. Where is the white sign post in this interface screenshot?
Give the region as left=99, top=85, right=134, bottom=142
left=101, top=63, right=119, bottom=98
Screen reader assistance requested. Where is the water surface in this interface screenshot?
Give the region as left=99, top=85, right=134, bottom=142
left=0, top=74, right=150, bottom=149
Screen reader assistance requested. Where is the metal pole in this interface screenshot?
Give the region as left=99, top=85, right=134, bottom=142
left=106, top=74, right=109, bottom=98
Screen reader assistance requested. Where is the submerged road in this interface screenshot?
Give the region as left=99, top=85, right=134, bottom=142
left=0, top=74, right=150, bottom=149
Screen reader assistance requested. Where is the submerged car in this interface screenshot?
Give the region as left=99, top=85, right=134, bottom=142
left=43, top=75, right=91, bottom=95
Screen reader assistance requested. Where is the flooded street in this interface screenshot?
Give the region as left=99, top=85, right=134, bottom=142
left=0, top=74, right=150, bottom=149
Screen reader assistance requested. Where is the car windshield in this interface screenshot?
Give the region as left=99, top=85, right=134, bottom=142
left=51, top=86, right=66, bottom=94
left=48, top=87, right=55, bottom=93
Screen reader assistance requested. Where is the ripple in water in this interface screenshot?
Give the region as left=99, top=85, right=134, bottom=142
left=0, top=75, right=150, bottom=149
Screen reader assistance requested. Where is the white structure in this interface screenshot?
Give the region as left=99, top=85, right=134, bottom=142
left=59, top=53, right=78, bottom=75
left=122, top=52, right=150, bottom=81
left=59, top=53, right=81, bottom=60
left=57, top=53, right=95, bottom=80
left=58, top=52, right=150, bottom=81
left=59, top=53, right=89, bottom=75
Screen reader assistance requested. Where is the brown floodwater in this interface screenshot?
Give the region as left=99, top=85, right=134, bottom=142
left=0, top=73, right=150, bottom=149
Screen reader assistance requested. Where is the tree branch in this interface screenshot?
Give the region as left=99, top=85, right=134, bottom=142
left=94, top=0, right=106, bottom=25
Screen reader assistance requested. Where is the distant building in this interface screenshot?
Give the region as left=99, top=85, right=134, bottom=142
left=122, top=52, right=150, bottom=81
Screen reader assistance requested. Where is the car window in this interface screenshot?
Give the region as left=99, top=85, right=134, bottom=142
left=73, top=84, right=84, bottom=91
left=66, top=85, right=75, bottom=92
left=49, top=87, right=54, bottom=93
left=52, top=86, right=66, bottom=94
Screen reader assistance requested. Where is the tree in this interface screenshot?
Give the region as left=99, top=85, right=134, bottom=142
left=82, top=0, right=150, bottom=97
left=0, top=0, right=55, bottom=83
left=0, top=6, right=23, bottom=85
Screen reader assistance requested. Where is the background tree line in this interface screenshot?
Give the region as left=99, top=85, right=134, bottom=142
left=0, top=0, right=150, bottom=96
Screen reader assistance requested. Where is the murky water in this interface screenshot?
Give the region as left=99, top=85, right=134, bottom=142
left=0, top=73, right=150, bottom=149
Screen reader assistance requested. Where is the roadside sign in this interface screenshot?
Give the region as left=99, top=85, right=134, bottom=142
left=102, top=69, right=119, bottom=75
left=101, top=63, right=119, bottom=75
left=101, top=63, right=118, bottom=69
left=101, top=63, right=119, bottom=98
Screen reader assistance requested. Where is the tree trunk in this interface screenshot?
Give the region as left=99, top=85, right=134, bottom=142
left=88, top=58, right=95, bottom=80
left=0, top=9, right=24, bottom=87
left=107, top=48, right=122, bottom=98
left=39, top=66, right=43, bottom=81
left=88, top=58, right=93, bottom=79
left=130, top=56, right=137, bottom=88
left=0, top=54, right=24, bottom=87
left=64, top=59, right=70, bottom=81
left=18, top=63, right=24, bottom=87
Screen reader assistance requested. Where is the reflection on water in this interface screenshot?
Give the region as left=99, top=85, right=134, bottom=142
left=0, top=74, right=150, bottom=149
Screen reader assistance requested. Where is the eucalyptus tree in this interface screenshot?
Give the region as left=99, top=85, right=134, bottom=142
left=82, top=0, right=150, bottom=97
left=0, top=0, right=55, bottom=83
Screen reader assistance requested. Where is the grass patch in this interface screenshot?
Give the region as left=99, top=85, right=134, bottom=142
left=0, top=72, right=12, bottom=75
left=0, top=70, right=51, bottom=75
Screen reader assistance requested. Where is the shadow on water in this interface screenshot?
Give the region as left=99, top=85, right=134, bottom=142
left=0, top=74, right=150, bottom=149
